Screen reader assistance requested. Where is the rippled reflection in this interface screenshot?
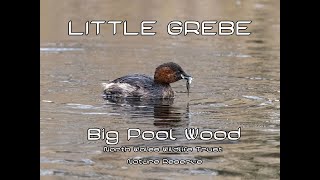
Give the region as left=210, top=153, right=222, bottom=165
left=104, top=97, right=191, bottom=127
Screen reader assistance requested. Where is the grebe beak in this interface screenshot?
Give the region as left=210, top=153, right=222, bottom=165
left=181, top=74, right=193, bottom=84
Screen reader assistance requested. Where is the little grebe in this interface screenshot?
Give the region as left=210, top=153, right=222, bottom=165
left=102, top=62, right=192, bottom=99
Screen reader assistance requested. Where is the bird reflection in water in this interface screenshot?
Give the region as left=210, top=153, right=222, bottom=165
left=104, top=97, right=190, bottom=127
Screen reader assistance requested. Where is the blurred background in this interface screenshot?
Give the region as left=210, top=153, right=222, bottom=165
left=41, top=0, right=279, bottom=179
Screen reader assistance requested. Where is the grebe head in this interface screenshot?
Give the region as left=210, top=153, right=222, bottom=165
left=154, top=62, right=192, bottom=84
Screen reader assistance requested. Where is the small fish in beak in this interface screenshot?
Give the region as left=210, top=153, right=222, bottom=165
left=181, top=74, right=193, bottom=94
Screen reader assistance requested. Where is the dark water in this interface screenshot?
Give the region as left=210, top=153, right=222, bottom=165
left=41, top=0, right=280, bottom=179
